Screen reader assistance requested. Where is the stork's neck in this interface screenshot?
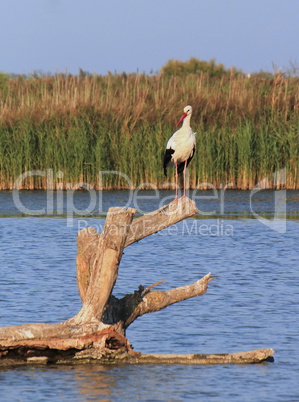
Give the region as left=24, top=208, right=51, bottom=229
left=182, top=114, right=191, bottom=128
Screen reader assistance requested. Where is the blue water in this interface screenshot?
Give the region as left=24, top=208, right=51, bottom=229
left=0, top=190, right=299, bottom=401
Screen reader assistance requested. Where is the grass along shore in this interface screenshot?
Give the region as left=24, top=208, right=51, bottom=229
left=0, top=64, right=298, bottom=190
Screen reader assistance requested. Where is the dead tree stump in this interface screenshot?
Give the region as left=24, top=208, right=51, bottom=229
left=0, top=198, right=274, bottom=366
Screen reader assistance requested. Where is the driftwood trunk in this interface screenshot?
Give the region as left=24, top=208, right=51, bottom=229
left=0, top=198, right=274, bottom=366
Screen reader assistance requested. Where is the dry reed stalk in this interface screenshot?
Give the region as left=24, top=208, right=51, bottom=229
left=0, top=72, right=299, bottom=190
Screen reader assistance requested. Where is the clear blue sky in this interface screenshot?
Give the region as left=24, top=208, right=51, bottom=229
left=0, top=0, right=298, bottom=76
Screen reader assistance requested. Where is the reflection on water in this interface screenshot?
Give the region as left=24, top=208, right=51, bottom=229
left=1, top=189, right=299, bottom=219
left=72, top=365, right=116, bottom=400
left=0, top=191, right=299, bottom=401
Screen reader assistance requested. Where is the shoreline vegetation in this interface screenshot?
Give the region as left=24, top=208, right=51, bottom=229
left=0, top=58, right=298, bottom=190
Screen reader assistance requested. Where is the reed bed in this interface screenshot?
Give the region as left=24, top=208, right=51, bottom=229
left=0, top=69, right=298, bottom=190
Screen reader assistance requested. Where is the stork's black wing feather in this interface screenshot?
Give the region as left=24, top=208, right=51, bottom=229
left=163, top=148, right=175, bottom=176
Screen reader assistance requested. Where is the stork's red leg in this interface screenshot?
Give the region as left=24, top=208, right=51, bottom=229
left=174, top=161, right=179, bottom=201
left=182, top=159, right=188, bottom=198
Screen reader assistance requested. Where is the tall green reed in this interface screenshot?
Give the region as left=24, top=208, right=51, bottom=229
left=0, top=71, right=298, bottom=189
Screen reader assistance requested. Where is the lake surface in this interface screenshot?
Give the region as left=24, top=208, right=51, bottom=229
left=0, top=190, right=299, bottom=401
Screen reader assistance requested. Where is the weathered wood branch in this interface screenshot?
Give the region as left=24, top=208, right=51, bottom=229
left=72, top=206, right=136, bottom=324
left=76, top=197, right=198, bottom=303
left=124, top=348, right=275, bottom=365
left=0, top=198, right=275, bottom=366
left=123, top=273, right=214, bottom=328
left=125, top=197, right=198, bottom=247
left=0, top=273, right=214, bottom=364
left=0, top=273, right=217, bottom=365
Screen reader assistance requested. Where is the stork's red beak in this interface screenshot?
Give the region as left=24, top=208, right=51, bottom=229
left=176, top=112, right=187, bottom=127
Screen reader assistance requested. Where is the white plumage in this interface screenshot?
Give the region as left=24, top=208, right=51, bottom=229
left=163, top=105, right=196, bottom=199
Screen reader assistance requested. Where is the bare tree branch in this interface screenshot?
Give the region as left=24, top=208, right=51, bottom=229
left=125, top=349, right=275, bottom=365
left=124, top=273, right=214, bottom=328
left=72, top=207, right=136, bottom=324
left=0, top=200, right=275, bottom=367
left=125, top=197, right=198, bottom=247
left=76, top=198, right=198, bottom=303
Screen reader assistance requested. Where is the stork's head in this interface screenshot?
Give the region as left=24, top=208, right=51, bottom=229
left=176, top=105, right=192, bottom=127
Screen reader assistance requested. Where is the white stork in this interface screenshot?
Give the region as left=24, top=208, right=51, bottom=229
left=163, top=105, right=196, bottom=200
